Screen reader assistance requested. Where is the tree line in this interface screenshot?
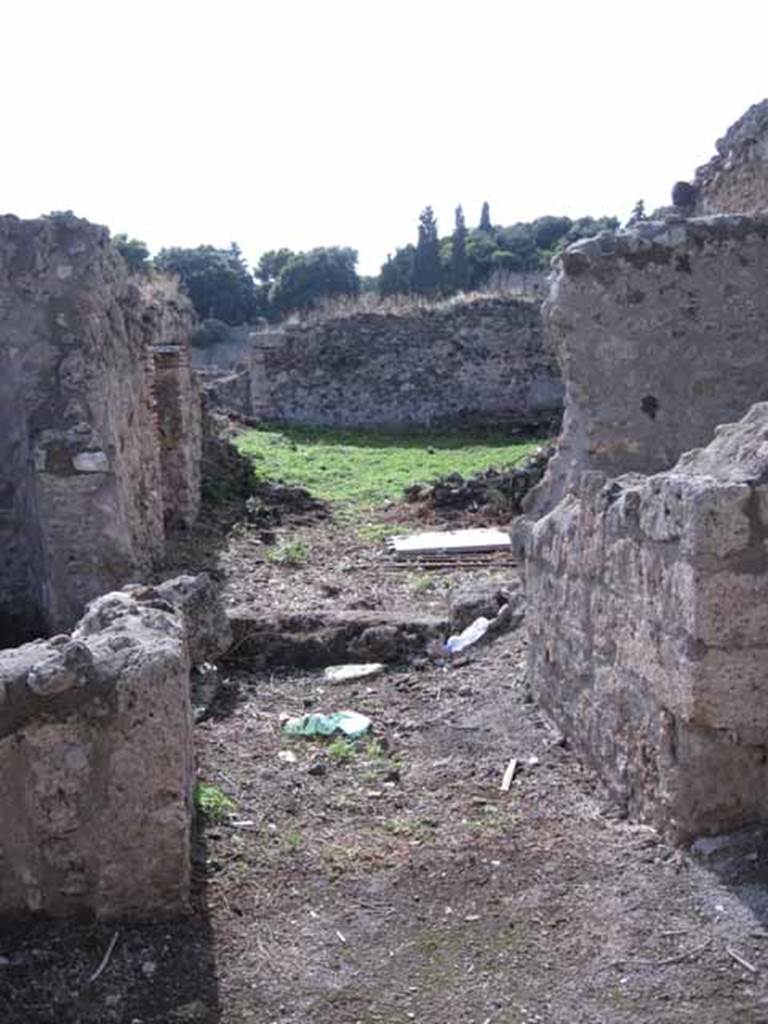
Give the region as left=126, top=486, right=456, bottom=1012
left=115, top=236, right=359, bottom=324
left=379, top=203, right=618, bottom=297
left=113, top=202, right=618, bottom=326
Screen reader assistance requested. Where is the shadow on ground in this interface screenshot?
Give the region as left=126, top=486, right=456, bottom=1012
left=0, top=826, right=220, bottom=1024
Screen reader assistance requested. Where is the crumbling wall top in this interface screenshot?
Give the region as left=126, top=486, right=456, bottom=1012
left=556, top=214, right=768, bottom=278
left=527, top=213, right=768, bottom=517
left=692, top=100, right=768, bottom=215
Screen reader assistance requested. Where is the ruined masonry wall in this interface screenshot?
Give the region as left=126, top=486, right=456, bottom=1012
left=153, top=346, right=202, bottom=528
left=248, top=297, right=562, bottom=431
left=525, top=404, right=768, bottom=841
left=534, top=215, right=768, bottom=515
left=0, top=573, right=230, bottom=919
left=694, top=99, right=768, bottom=216
left=0, top=214, right=201, bottom=643
left=0, top=587, right=193, bottom=918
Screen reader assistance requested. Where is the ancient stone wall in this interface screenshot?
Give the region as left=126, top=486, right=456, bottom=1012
left=0, top=335, right=46, bottom=646
left=692, top=100, right=768, bottom=215
left=524, top=404, right=768, bottom=841
left=197, top=367, right=252, bottom=420
left=0, top=214, right=201, bottom=644
left=0, top=587, right=192, bottom=918
left=0, top=573, right=229, bottom=918
left=190, top=322, right=252, bottom=372
left=246, top=297, right=561, bottom=431
left=152, top=345, right=202, bottom=528
left=532, top=215, right=768, bottom=516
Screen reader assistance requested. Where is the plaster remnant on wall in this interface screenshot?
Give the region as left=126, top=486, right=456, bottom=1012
left=72, top=451, right=110, bottom=473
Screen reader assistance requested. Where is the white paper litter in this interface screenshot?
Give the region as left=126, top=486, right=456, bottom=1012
left=388, top=527, right=511, bottom=558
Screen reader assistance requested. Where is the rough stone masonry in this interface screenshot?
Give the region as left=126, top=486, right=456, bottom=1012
left=533, top=215, right=768, bottom=517
left=521, top=102, right=768, bottom=840
left=198, top=295, right=563, bottom=433
left=0, top=574, right=230, bottom=918
left=692, top=99, right=768, bottom=216
left=0, top=213, right=202, bottom=646
left=525, top=404, right=768, bottom=841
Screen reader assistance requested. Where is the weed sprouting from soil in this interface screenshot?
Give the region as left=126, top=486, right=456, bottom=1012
left=194, top=782, right=236, bottom=823
left=326, top=738, right=357, bottom=763
left=265, top=538, right=310, bottom=566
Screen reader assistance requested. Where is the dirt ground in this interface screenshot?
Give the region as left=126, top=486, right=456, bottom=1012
left=3, top=500, right=768, bottom=1023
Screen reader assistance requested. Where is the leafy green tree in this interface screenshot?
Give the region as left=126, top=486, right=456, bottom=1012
left=359, top=275, right=379, bottom=295
left=466, top=229, right=498, bottom=287
left=479, top=201, right=492, bottom=233
left=154, top=243, right=263, bottom=324
left=375, top=208, right=619, bottom=294
left=269, top=247, right=359, bottom=313
left=379, top=245, right=415, bottom=297
left=450, top=204, right=469, bottom=292
left=113, top=233, right=150, bottom=274
left=413, top=206, right=440, bottom=295
left=255, top=248, right=295, bottom=284
left=495, top=224, right=538, bottom=271
left=530, top=216, right=572, bottom=252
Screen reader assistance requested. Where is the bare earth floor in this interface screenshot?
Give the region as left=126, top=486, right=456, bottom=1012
left=3, top=507, right=768, bottom=1023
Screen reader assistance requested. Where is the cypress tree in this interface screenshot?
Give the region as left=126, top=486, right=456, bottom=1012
left=451, top=204, right=469, bottom=293
left=413, top=206, right=440, bottom=295
left=479, top=201, right=492, bottom=233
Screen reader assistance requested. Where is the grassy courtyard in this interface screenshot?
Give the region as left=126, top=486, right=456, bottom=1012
left=235, top=423, right=543, bottom=509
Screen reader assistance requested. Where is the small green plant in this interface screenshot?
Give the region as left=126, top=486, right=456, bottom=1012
left=406, top=571, right=436, bottom=595
left=356, top=520, right=413, bottom=544
left=327, top=738, right=357, bottom=763
left=469, top=803, right=503, bottom=834
left=383, top=816, right=436, bottom=841
left=363, top=738, right=386, bottom=760
left=194, top=782, right=236, bottom=823
left=265, top=538, right=309, bottom=566
left=284, top=828, right=303, bottom=852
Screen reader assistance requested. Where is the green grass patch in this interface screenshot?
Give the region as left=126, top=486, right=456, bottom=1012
left=194, top=782, right=236, bottom=823
left=326, top=738, right=358, bottom=763
left=235, top=424, right=543, bottom=510
left=264, top=538, right=309, bottom=566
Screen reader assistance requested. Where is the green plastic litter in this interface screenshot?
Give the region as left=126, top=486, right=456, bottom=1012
left=282, top=710, right=371, bottom=739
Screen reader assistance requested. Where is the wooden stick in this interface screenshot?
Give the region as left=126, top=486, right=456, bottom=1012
left=727, top=946, right=758, bottom=973
left=500, top=758, right=519, bottom=792
left=653, top=937, right=712, bottom=966
left=609, top=937, right=712, bottom=969
left=88, top=930, right=120, bottom=984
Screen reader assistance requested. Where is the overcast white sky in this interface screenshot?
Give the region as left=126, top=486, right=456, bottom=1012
left=2, top=1, right=767, bottom=274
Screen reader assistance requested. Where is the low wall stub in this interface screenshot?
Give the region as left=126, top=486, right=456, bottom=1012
left=0, top=587, right=194, bottom=918
left=524, top=403, right=768, bottom=841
